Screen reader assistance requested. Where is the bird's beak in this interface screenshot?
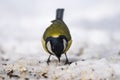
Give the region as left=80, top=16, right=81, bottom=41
left=57, top=57, right=60, bottom=63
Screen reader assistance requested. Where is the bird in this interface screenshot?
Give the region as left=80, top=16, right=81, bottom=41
left=42, top=8, right=72, bottom=64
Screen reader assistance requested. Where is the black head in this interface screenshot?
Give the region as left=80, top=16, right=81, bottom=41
left=45, top=35, right=68, bottom=62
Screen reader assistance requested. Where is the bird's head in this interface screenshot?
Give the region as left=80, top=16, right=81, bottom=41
left=45, top=35, right=68, bottom=62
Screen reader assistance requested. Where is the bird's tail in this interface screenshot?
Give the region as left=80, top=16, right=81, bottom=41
left=56, top=8, right=64, bottom=21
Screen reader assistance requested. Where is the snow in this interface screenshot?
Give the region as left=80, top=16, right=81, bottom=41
left=0, top=0, right=120, bottom=80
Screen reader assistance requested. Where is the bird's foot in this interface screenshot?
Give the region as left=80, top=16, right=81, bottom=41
left=65, top=60, right=72, bottom=65
left=47, top=59, right=50, bottom=65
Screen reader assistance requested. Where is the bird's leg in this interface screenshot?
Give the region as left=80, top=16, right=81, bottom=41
left=47, top=55, right=51, bottom=65
left=64, top=53, right=69, bottom=64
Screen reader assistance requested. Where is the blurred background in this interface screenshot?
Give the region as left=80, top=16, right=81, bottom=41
left=0, top=0, right=120, bottom=61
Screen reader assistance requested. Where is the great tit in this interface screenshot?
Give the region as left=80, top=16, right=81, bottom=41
left=42, top=8, right=72, bottom=64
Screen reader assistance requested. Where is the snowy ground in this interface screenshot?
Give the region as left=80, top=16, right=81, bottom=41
left=0, top=29, right=120, bottom=80
left=0, top=0, right=120, bottom=80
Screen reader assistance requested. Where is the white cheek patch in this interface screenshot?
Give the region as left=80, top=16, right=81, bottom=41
left=63, top=39, right=67, bottom=51
left=46, top=41, right=54, bottom=54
